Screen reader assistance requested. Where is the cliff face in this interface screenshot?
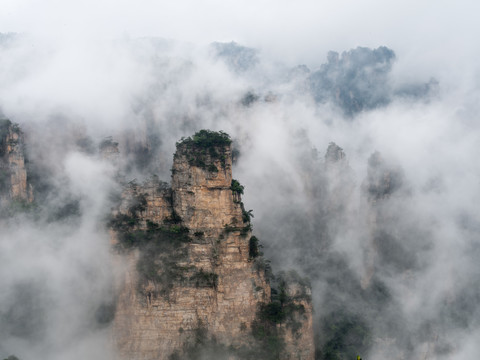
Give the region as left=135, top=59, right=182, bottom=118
left=0, top=119, right=33, bottom=203
left=172, top=139, right=242, bottom=232
left=324, top=142, right=354, bottom=215
left=365, top=151, right=403, bottom=203
left=280, top=276, right=315, bottom=360
left=112, top=131, right=314, bottom=360
left=361, top=151, right=405, bottom=290
left=99, top=137, right=120, bottom=165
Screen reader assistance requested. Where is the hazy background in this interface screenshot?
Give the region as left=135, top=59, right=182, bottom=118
left=1, top=1, right=480, bottom=359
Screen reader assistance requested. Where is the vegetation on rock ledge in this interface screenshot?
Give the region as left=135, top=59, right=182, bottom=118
left=249, top=236, right=262, bottom=259
left=0, top=119, right=20, bottom=157
left=176, top=130, right=232, bottom=170
left=230, top=179, right=244, bottom=195
left=190, top=269, right=218, bottom=289
left=177, top=129, right=232, bottom=148
left=249, top=271, right=310, bottom=359
left=109, top=189, right=193, bottom=299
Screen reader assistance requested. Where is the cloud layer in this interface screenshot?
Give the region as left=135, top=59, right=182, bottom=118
left=1, top=3, right=480, bottom=358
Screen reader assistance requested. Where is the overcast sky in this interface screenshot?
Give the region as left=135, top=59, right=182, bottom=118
left=2, top=0, right=479, bottom=70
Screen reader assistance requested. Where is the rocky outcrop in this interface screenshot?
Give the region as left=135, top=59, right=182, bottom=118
left=325, top=142, right=346, bottom=166
left=0, top=119, right=33, bottom=203
left=362, top=151, right=405, bottom=288
left=172, top=135, right=243, bottom=232
left=279, top=274, right=315, bottom=360
left=99, top=137, right=120, bottom=165
left=365, top=151, right=403, bottom=202
left=324, top=142, right=353, bottom=211
left=112, top=130, right=313, bottom=360
left=323, top=142, right=356, bottom=249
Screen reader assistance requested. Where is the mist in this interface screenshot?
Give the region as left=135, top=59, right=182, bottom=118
left=1, top=1, right=480, bottom=359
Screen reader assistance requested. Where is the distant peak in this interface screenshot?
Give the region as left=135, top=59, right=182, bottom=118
left=325, top=142, right=346, bottom=163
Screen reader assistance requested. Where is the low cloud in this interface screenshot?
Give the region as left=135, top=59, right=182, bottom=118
left=1, top=27, right=480, bottom=360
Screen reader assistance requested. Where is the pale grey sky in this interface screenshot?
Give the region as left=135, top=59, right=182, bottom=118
left=2, top=0, right=479, bottom=69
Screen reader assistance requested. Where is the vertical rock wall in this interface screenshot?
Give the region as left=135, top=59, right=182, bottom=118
left=281, top=281, right=315, bottom=360
left=113, top=137, right=271, bottom=359
left=171, top=141, right=243, bottom=232
left=0, top=119, right=33, bottom=203
left=112, top=132, right=314, bottom=360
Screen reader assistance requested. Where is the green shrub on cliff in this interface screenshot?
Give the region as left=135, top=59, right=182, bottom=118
left=176, top=130, right=232, bottom=170
left=230, top=179, right=244, bottom=195
left=177, top=129, right=232, bottom=148
left=249, top=273, right=311, bottom=360
left=242, top=208, right=253, bottom=223
left=319, top=311, right=371, bottom=360
left=113, top=221, right=192, bottom=298
left=190, top=269, right=218, bottom=289
left=249, top=236, right=261, bottom=258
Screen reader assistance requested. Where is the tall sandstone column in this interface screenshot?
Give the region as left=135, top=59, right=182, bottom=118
left=112, top=131, right=314, bottom=360
left=113, top=132, right=270, bottom=359
left=0, top=119, right=34, bottom=203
